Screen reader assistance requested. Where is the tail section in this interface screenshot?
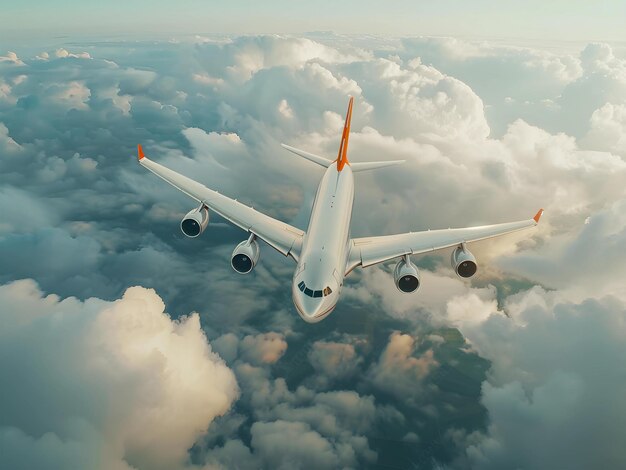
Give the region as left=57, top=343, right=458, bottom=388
left=350, top=160, right=405, bottom=172
left=336, top=97, right=353, bottom=172
left=281, top=97, right=404, bottom=173
left=281, top=144, right=332, bottom=168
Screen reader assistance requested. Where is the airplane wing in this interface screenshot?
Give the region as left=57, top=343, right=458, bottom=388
left=137, top=145, right=304, bottom=260
left=347, top=210, right=543, bottom=272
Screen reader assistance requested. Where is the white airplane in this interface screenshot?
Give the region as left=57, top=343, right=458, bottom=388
left=137, top=97, right=542, bottom=323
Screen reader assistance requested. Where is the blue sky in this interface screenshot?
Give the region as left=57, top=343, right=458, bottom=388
left=2, top=0, right=626, bottom=41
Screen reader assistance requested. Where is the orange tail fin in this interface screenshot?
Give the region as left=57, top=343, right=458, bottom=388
left=336, top=97, right=353, bottom=172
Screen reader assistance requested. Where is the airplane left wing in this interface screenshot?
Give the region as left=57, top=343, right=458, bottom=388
left=347, top=210, right=543, bottom=272
left=137, top=146, right=304, bottom=260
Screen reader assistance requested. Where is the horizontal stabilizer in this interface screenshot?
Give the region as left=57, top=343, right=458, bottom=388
left=350, top=160, right=405, bottom=172
left=281, top=144, right=332, bottom=168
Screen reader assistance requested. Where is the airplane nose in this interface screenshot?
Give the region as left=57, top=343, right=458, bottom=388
left=292, top=288, right=331, bottom=323
left=297, top=296, right=326, bottom=322
left=292, top=279, right=337, bottom=322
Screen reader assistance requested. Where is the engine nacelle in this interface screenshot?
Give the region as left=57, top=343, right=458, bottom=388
left=451, top=245, right=477, bottom=278
left=231, top=238, right=260, bottom=274
left=394, top=258, right=421, bottom=293
left=180, top=206, right=209, bottom=238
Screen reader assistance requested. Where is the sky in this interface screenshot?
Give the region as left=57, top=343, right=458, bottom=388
left=2, top=0, right=626, bottom=42
left=1, top=3, right=626, bottom=470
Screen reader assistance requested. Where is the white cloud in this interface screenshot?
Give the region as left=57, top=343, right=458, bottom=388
left=368, top=332, right=437, bottom=402
left=453, top=286, right=626, bottom=470
left=50, top=81, right=91, bottom=110
left=0, top=122, right=20, bottom=151
left=0, top=80, right=15, bottom=104
left=308, top=340, right=363, bottom=384
left=250, top=420, right=344, bottom=469
left=582, top=102, right=626, bottom=156
left=500, top=197, right=626, bottom=301
left=3, top=32, right=626, bottom=469
left=0, top=280, right=238, bottom=470
left=240, top=332, right=288, bottom=365
left=0, top=51, right=24, bottom=65
left=277, top=98, right=294, bottom=119
left=220, top=36, right=370, bottom=79
left=55, top=48, right=91, bottom=59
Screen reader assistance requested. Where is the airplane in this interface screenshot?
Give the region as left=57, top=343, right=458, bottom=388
left=137, top=97, right=543, bottom=323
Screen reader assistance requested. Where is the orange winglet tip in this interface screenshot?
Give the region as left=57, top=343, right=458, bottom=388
left=138, top=144, right=145, bottom=161
left=533, top=208, right=544, bottom=223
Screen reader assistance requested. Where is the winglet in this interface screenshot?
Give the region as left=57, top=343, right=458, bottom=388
left=336, top=97, right=353, bottom=172
left=533, top=208, right=544, bottom=223
left=138, top=144, right=145, bottom=161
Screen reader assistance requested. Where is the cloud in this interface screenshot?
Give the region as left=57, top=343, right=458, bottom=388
left=0, top=51, right=24, bottom=65
left=0, top=280, right=238, bottom=470
left=582, top=102, right=626, bottom=157
left=448, top=287, right=626, bottom=470
left=500, top=196, right=626, bottom=300
left=250, top=420, right=347, bottom=469
left=368, top=332, right=437, bottom=403
left=399, top=37, right=626, bottom=143
left=2, top=33, right=626, bottom=469
left=54, top=48, right=91, bottom=59
left=240, top=332, right=288, bottom=365
left=307, top=339, right=364, bottom=386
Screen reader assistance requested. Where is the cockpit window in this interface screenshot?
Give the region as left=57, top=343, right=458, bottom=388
left=299, top=281, right=333, bottom=298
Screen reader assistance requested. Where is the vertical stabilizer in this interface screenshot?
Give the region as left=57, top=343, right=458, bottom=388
left=336, top=97, right=353, bottom=171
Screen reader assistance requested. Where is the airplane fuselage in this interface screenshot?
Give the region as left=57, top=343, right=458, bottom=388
left=292, top=162, right=354, bottom=322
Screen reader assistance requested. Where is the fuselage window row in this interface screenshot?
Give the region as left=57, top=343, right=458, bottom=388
left=297, top=281, right=332, bottom=298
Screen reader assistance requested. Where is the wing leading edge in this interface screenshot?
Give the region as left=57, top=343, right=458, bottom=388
left=137, top=146, right=304, bottom=260
left=347, top=210, right=543, bottom=272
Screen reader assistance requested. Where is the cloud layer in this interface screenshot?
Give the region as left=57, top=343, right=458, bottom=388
left=0, top=281, right=238, bottom=470
left=1, top=34, right=626, bottom=469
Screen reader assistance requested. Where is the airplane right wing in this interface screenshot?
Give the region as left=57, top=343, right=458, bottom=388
left=137, top=146, right=304, bottom=260
left=347, top=210, right=543, bottom=272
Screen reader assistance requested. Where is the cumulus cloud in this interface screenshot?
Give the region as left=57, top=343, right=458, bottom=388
left=582, top=102, right=626, bottom=156
left=308, top=339, right=364, bottom=385
left=368, top=332, right=437, bottom=403
left=0, top=51, right=24, bottom=65
left=500, top=196, right=626, bottom=301
left=240, top=332, right=288, bottom=365
left=399, top=37, right=626, bottom=144
left=54, top=48, right=91, bottom=59
left=446, top=287, right=626, bottom=470
left=2, top=32, right=626, bottom=469
left=250, top=420, right=351, bottom=469
left=0, top=280, right=238, bottom=470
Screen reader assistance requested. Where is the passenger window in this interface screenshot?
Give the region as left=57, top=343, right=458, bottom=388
left=304, top=287, right=313, bottom=297
left=313, top=290, right=323, bottom=298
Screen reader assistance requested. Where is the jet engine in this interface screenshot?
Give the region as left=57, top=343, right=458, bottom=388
left=231, top=236, right=260, bottom=274
left=394, top=257, right=420, bottom=293
left=180, top=206, right=209, bottom=238
left=451, top=245, right=477, bottom=278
